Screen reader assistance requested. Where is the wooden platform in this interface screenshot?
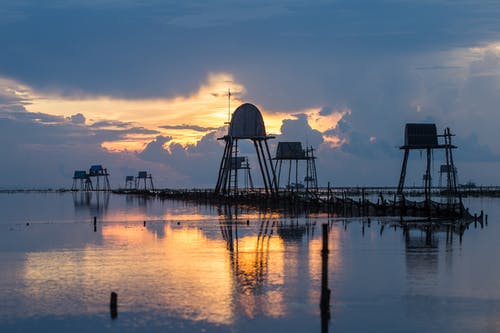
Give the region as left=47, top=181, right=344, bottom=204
left=112, top=188, right=476, bottom=220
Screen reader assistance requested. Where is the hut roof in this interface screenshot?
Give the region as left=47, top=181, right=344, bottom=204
left=229, top=103, right=267, bottom=139
left=73, top=170, right=87, bottom=179
left=403, top=123, right=439, bottom=148
left=275, top=142, right=306, bottom=159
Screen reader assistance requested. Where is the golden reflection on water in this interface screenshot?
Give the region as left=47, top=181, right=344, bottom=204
left=228, top=232, right=286, bottom=319
left=19, top=218, right=333, bottom=324
left=103, top=210, right=220, bottom=223
left=308, top=226, right=343, bottom=308
left=23, top=223, right=233, bottom=324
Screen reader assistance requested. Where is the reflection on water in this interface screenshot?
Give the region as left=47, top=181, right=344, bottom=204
left=72, top=191, right=110, bottom=217
left=0, top=193, right=499, bottom=333
left=22, top=223, right=233, bottom=325
left=403, top=225, right=441, bottom=298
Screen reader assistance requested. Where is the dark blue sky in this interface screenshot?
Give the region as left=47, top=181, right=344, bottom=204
left=1, top=0, right=500, bottom=188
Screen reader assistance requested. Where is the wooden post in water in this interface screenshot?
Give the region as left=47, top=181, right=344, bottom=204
left=321, top=223, right=329, bottom=254
left=110, top=292, right=118, bottom=319
left=327, top=182, right=331, bottom=218
left=362, top=188, right=365, bottom=216
left=320, top=223, right=330, bottom=333
left=93, top=216, right=97, bottom=232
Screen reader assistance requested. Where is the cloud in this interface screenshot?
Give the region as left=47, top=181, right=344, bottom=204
left=0, top=85, right=167, bottom=187
left=137, top=132, right=224, bottom=187
left=415, top=65, right=463, bottom=71
left=319, top=106, right=334, bottom=116
left=167, top=3, right=291, bottom=28
left=455, top=133, right=500, bottom=162
left=339, top=131, right=398, bottom=160
left=90, top=120, right=132, bottom=128
left=138, top=135, right=173, bottom=164
left=160, top=124, right=219, bottom=132
left=69, top=113, right=86, bottom=124
left=276, top=114, right=323, bottom=148
left=2, top=0, right=500, bottom=100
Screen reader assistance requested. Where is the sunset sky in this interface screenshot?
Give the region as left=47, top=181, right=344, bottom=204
left=1, top=0, right=500, bottom=188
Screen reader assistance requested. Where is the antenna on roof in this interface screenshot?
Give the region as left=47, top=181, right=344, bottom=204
left=223, top=79, right=233, bottom=125
left=227, top=88, right=231, bottom=124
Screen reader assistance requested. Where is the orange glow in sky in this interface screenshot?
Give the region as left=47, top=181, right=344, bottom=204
left=4, top=73, right=347, bottom=152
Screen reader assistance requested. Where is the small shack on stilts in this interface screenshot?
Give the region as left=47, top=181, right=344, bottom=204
left=273, top=142, right=318, bottom=194
left=215, top=103, right=277, bottom=196
left=88, top=165, right=111, bottom=191
left=396, top=124, right=463, bottom=218
left=72, top=170, right=92, bottom=191
left=135, top=171, right=154, bottom=191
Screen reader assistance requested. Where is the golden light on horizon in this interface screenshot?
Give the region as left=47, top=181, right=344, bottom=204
left=28, top=73, right=242, bottom=129
left=2, top=72, right=348, bottom=153
left=23, top=73, right=246, bottom=150
left=101, top=134, right=155, bottom=152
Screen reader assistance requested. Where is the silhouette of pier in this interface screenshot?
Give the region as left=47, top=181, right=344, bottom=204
left=111, top=103, right=477, bottom=220
left=135, top=187, right=470, bottom=220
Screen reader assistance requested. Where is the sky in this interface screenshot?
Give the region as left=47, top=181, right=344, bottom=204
left=1, top=0, right=500, bottom=188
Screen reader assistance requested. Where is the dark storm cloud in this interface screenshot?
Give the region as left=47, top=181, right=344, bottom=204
left=0, top=110, right=157, bottom=147
left=277, top=114, right=323, bottom=147
left=4, top=110, right=66, bottom=124
left=339, top=131, right=398, bottom=159
left=2, top=0, right=500, bottom=99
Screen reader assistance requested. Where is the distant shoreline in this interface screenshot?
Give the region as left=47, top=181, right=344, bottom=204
left=1, top=186, right=500, bottom=197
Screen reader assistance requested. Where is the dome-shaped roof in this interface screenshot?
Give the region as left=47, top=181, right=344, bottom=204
left=229, top=103, right=267, bottom=139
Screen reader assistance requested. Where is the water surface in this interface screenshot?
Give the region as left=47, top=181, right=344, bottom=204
left=0, top=192, right=499, bottom=332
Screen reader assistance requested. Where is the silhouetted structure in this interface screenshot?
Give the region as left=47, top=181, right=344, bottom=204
left=215, top=103, right=277, bottom=195
left=397, top=124, right=458, bottom=205
left=72, top=170, right=92, bottom=191
left=273, top=142, right=318, bottom=192
left=88, top=165, right=111, bottom=191
left=125, top=176, right=135, bottom=189
left=135, top=171, right=154, bottom=190
left=439, top=164, right=458, bottom=189
left=230, top=156, right=254, bottom=191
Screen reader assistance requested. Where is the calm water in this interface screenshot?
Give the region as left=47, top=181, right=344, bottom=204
left=0, top=192, right=499, bottom=332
